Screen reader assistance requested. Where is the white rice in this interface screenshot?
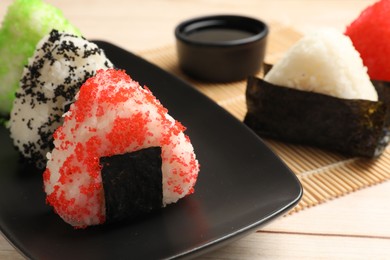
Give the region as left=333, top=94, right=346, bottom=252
left=264, top=28, right=378, bottom=101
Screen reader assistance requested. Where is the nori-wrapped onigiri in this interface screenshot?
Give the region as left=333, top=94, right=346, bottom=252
left=244, top=77, right=390, bottom=157
left=245, top=29, right=390, bottom=157
left=43, top=69, right=199, bottom=228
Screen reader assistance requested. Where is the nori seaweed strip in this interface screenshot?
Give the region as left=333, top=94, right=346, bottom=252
left=373, top=80, right=390, bottom=127
left=244, top=76, right=390, bottom=157
left=100, top=147, right=163, bottom=223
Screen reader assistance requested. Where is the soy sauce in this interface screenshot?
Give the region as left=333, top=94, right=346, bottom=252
left=186, top=28, right=255, bottom=43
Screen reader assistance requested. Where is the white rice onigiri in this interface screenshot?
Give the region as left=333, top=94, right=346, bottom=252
left=264, top=28, right=378, bottom=101
left=8, top=30, right=113, bottom=168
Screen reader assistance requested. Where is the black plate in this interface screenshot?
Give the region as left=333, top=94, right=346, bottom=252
left=0, top=41, right=302, bottom=259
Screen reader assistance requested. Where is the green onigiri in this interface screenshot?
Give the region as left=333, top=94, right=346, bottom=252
left=0, top=0, right=80, bottom=116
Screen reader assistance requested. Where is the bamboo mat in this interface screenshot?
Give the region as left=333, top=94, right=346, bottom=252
left=138, top=23, right=390, bottom=214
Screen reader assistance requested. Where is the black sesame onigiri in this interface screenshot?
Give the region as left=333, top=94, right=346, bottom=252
left=8, top=30, right=113, bottom=168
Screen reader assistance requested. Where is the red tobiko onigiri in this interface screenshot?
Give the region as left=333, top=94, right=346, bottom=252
left=345, top=0, right=390, bottom=81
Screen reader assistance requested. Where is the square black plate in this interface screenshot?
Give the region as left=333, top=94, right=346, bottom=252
left=0, top=41, right=302, bottom=259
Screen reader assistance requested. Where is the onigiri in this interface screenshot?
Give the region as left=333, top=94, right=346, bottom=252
left=345, top=0, right=390, bottom=81
left=0, top=0, right=80, bottom=116
left=44, top=69, right=199, bottom=228
left=8, top=30, right=113, bottom=168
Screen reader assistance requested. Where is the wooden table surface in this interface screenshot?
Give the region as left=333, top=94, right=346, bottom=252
left=1, top=0, right=390, bottom=259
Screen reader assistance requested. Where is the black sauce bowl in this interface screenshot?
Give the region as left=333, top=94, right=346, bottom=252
left=175, top=15, right=268, bottom=82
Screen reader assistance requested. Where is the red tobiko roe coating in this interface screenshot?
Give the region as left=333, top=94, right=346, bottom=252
left=44, top=69, right=199, bottom=227
left=345, top=0, right=390, bottom=81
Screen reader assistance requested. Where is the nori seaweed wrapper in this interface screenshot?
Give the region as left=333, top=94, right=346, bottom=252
left=100, top=147, right=163, bottom=223
left=372, top=80, right=390, bottom=126
left=244, top=76, right=390, bottom=157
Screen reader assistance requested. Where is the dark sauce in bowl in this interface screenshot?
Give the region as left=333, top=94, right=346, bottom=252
left=175, top=15, right=268, bottom=82
left=186, top=28, right=255, bottom=43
